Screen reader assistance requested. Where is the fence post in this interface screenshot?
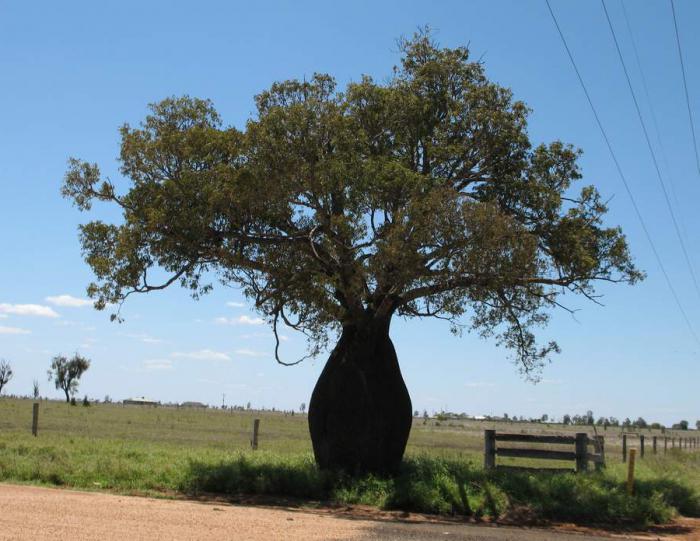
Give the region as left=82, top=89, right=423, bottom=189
left=622, top=434, right=627, bottom=462
left=652, top=436, right=657, bottom=454
left=595, top=435, right=605, bottom=471
left=31, top=402, right=39, bottom=437
left=640, top=435, right=645, bottom=458
left=484, top=430, right=496, bottom=470
left=575, top=433, right=588, bottom=472
left=250, top=418, right=260, bottom=450
left=627, top=449, right=636, bottom=495
left=664, top=436, right=668, bottom=454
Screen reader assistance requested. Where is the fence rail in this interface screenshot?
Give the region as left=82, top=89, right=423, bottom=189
left=484, top=430, right=604, bottom=473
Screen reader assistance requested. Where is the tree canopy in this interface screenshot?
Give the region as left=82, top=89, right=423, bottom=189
left=0, top=359, right=12, bottom=395
left=48, top=354, right=90, bottom=402
left=63, top=32, right=641, bottom=376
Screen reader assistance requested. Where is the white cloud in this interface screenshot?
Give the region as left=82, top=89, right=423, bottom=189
left=215, top=315, right=264, bottom=326
left=45, top=295, right=92, bottom=308
left=0, top=325, right=31, bottom=335
left=171, top=349, right=231, bottom=361
left=0, top=303, right=59, bottom=318
left=124, top=332, right=163, bottom=344
left=238, top=332, right=287, bottom=341
left=54, top=320, right=96, bottom=331
left=464, top=382, right=496, bottom=388
left=142, top=359, right=174, bottom=371
left=226, top=301, right=245, bottom=308
left=234, top=348, right=267, bottom=358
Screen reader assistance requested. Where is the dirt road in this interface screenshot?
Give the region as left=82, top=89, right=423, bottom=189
left=0, top=484, right=696, bottom=540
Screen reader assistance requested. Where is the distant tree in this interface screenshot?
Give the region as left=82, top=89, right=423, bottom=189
left=104, top=395, right=112, bottom=403
left=635, top=417, right=647, bottom=429
left=246, top=401, right=251, bottom=410
left=47, top=354, right=91, bottom=403
left=300, top=402, right=307, bottom=414
left=586, top=410, right=594, bottom=425
left=650, top=422, right=662, bottom=430
left=696, top=420, right=700, bottom=430
left=608, top=417, right=619, bottom=427
left=0, top=360, right=13, bottom=395
left=541, top=414, right=548, bottom=423
left=596, top=417, right=606, bottom=426
left=70, top=396, right=77, bottom=406
left=32, top=379, right=40, bottom=400
left=679, top=420, right=689, bottom=431
left=82, top=395, right=90, bottom=407
left=62, top=31, right=642, bottom=474
left=623, top=418, right=632, bottom=428
left=562, top=414, right=571, bottom=425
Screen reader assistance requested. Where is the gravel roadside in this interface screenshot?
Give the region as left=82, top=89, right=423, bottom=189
left=1, top=483, right=695, bottom=541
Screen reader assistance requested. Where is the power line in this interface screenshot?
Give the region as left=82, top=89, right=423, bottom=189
left=544, top=0, right=700, bottom=346
left=601, top=0, right=700, bottom=301
left=670, top=0, right=700, bottom=179
left=620, top=0, right=687, bottom=240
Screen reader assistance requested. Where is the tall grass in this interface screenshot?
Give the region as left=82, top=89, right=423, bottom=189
left=179, top=452, right=699, bottom=524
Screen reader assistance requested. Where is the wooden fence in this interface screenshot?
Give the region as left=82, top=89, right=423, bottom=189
left=484, top=430, right=604, bottom=473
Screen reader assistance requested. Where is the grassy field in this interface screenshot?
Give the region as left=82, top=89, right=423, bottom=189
left=1, top=398, right=699, bottom=525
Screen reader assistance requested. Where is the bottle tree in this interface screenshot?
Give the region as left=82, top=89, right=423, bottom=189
left=62, top=33, right=641, bottom=473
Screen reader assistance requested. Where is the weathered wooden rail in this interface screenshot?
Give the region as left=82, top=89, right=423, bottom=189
left=484, top=430, right=604, bottom=473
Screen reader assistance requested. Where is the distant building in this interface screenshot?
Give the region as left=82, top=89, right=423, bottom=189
left=180, top=401, right=208, bottom=408
left=123, top=396, right=159, bottom=406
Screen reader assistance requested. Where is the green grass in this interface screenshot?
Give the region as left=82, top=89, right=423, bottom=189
left=1, top=398, right=698, bottom=526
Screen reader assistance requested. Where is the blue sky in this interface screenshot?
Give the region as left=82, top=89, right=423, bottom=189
left=0, top=0, right=698, bottom=424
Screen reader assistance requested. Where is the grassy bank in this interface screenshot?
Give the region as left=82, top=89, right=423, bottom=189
left=1, top=399, right=698, bottom=526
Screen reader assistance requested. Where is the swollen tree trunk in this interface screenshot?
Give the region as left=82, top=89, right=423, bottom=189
left=308, top=320, right=412, bottom=474
left=63, top=388, right=70, bottom=403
